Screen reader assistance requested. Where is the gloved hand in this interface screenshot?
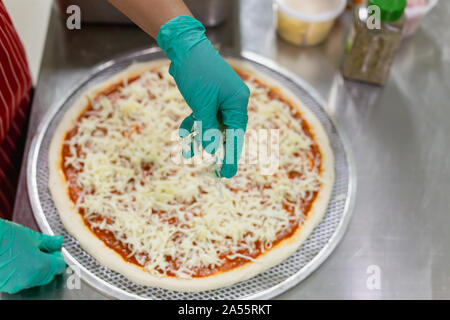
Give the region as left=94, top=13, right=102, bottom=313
left=0, top=219, right=66, bottom=294
left=157, top=15, right=250, bottom=178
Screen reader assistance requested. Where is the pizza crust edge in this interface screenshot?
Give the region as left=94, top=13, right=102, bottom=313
left=48, top=59, right=334, bottom=292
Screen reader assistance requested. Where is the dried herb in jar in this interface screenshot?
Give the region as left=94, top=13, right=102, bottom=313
left=342, top=0, right=406, bottom=85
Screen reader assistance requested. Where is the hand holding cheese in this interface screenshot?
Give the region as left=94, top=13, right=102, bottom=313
left=108, top=1, right=250, bottom=178
left=157, top=16, right=250, bottom=178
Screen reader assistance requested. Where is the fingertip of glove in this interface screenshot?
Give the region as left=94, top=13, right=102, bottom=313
left=52, top=252, right=67, bottom=275
left=40, top=234, right=64, bottom=252
left=52, top=234, right=64, bottom=247
left=220, top=163, right=238, bottom=179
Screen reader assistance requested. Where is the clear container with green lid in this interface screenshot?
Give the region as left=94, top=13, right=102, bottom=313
left=342, top=0, right=407, bottom=85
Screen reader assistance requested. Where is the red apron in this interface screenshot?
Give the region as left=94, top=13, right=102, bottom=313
left=0, top=1, right=32, bottom=220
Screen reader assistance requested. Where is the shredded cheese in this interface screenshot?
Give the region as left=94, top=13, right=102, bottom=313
left=63, top=64, right=322, bottom=278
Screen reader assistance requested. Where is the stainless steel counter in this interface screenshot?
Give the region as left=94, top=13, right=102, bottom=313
left=3, top=0, right=450, bottom=299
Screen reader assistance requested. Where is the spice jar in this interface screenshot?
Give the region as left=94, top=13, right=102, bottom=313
left=342, top=0, right=407, bottom=85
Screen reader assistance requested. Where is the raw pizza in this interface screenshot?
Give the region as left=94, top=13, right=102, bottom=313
left=48, top=59, right=334, bottom=291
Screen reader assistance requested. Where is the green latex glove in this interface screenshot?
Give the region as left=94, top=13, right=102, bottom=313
left=157, top=15, right=250, bottom=178
left=0, top=219, right=66, bottom=294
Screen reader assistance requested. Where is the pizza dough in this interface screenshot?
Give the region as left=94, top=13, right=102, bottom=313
left=48, top=59, right=334, bottom=291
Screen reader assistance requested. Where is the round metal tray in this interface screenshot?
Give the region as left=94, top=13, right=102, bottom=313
left=27, top=48, right=356, bottom=300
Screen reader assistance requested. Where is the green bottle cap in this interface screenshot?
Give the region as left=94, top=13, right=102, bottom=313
left=368, top=0, right=406, bottom=22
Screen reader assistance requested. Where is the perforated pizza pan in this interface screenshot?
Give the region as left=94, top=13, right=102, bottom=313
left=27, top=48, right=356, bottom=300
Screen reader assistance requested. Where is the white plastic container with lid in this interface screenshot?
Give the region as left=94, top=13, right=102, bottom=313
left=274, top=0, right=347, bottom=46
left=403, top=0, right=439, bottom=38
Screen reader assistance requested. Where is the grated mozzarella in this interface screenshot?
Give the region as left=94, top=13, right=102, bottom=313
left=62, top=64, right=322, bottom=278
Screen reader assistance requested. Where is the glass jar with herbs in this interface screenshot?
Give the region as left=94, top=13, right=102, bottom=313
left=342, top=0, right=407, bottom=85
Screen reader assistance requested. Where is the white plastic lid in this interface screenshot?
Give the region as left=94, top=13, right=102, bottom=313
left=405, top=0, right=439, bottom=17
left=274, top=0, right=347, bottom=22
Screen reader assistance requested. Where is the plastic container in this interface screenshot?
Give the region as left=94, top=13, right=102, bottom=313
left=274, top=0, right=347, bottom=46
left=342, top=1, right=406, bottom=85
left=403, top=0, right=439, bottom=38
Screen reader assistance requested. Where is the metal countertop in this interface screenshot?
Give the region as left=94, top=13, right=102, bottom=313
left=3, top=0, right=450, bottom=299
